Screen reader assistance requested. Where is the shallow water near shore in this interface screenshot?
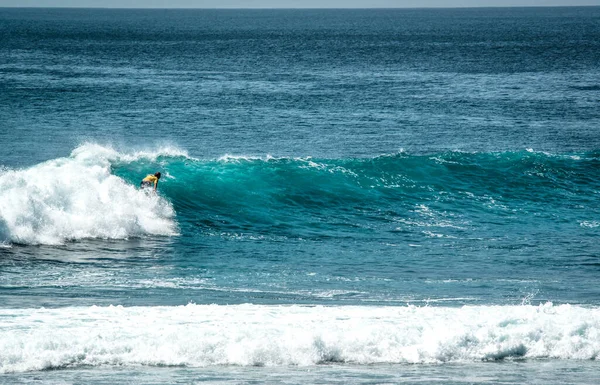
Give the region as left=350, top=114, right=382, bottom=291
left=5, top=361, right=600, bottom=385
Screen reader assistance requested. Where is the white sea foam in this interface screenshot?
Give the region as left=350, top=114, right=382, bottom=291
left=0, top=303, right=599, bottom=373
left=0, top=144, right=178, bottom=245
left=580, top=221, right=600, bottom=228
left=217, top=154, right=270, bottom=162
left=217, top=154, right=315, bottom=164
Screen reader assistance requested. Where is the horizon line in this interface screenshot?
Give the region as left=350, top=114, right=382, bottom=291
left=1, top=5, right=599, bottom=10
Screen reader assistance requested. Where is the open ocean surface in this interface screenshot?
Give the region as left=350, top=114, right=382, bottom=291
left=1, top=6, right=600, bottom=384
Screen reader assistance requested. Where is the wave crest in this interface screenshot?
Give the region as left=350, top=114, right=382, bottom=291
left=3, top=144, right=598, bottom=244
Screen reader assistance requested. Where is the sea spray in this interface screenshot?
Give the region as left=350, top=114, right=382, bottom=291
left=0, top=144, right=178, bottom=245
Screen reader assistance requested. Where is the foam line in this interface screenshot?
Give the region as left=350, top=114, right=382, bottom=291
left=1, top=303, right=599, bottom=373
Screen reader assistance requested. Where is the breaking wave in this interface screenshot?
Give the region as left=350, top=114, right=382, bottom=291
left=0, top=303, right=599, bottom=373
left=0, top=144, right=178, bottom=245
left=1, top=143, right=599, bottom=245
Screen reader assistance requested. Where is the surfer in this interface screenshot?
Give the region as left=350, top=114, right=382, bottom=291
left=140, top=172, right=161, bottom=191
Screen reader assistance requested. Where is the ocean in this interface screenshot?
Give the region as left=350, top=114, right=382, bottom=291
left=1, top=6, right=600, bottom=384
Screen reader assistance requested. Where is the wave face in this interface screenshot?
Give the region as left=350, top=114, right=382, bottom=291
left=113, top=146, right=600, bottom=241
left=0, top=303, right=598, bottom=373
left=0, top=144, right=178, bottom=245
left=2, top=144, right=599, bottom=245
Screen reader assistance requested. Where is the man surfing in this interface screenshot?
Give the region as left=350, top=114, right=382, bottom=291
left=140, top=172, right=161, bottom=192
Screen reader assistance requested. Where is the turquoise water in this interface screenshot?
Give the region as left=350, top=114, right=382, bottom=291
left=1, top=7, right=600, bottom=384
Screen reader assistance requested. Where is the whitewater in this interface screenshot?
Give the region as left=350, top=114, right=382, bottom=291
left=0, top=144, right=178, bottom=245
left=1, top=303, right=599, bottom=374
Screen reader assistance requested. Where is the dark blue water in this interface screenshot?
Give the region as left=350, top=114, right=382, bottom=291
left=1, top=7, right=600, bottom=384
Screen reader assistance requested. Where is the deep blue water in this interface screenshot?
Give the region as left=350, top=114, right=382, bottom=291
left=1, top=7, right=600, bottom=384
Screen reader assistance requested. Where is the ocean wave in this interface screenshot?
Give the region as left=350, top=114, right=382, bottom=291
left=2, top=144, right=599, bottom=244
left=0, top=303, right=598, bottom=373
left=0, top=144, right=178, bottom=245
